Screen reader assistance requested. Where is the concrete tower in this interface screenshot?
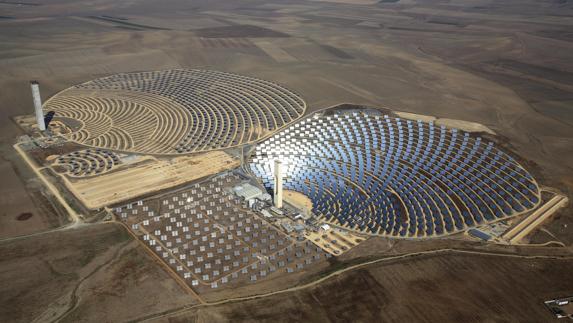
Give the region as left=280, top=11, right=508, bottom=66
left=273, top=160, right=283, bottom=208
left=30, top=81, right=46, bottom=131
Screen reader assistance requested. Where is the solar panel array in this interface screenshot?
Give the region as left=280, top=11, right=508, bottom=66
left=52, top=149, right=121, bottom=177
left=115, top=173, right=328, bottom=292
left=44, top=69, right=305, bottom=154
left=249, top=111, right=541, bottom=238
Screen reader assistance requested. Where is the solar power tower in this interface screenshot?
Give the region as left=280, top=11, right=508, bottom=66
left=274, top=160, right=283, bottom=208
left=30, top=81, right=46, bottom=131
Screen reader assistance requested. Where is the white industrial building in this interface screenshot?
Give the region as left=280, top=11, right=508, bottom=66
left=233, top=183, right=264, bottom=200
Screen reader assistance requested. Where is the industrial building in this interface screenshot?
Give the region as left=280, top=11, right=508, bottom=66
left=233, top=183, right=266, bottom=201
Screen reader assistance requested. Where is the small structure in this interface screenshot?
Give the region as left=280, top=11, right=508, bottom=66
left=269, top=206, right=284, bottom=216
left=281, top=222, right=293, bottom=233
left=260, top=209, right=273, bottom=218
left=545, top=296, right=573, bottom=319
left=294, top=213, right=311, bottom=221
left=468, top=228, right=492, bottom=241
left=260, top=193, right=272, bottom=202
left=293, top=223, right=305, bottom=234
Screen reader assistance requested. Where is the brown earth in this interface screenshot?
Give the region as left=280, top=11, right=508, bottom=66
left=16, top=212, right=33, bottom=221
left=152, top=252, right=573, bottom=323
left=0, top=223, right=194, bottom=323
left=0, top=0, right=572, bottom=321
left=0, top=156, right=64, bottom=238
left=63, top=151, right=238, bottom=209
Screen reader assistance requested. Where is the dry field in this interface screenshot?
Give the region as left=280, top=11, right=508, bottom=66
left=305, top=229, right=364, bottom=256
left=0, top=223, right=193, bottom=323
left=283, top=189, right=313, bottom=215
left=153, top=252, right=573, bottom=323
left=0, top=161, right=58, bottom=238
left=62, top=151, right=238, bottom=209
left=0, top=144, right=66, bottom=239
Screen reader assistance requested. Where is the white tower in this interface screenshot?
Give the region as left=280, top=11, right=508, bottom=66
left=30, top=81, right=46, bottom=131
left=273, top=160, right=283, bottom=208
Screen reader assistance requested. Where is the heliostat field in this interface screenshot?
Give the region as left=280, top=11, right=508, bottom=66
left=249, top=110, right=541, bottom=237
left=43, top=69, right=306, bottom=154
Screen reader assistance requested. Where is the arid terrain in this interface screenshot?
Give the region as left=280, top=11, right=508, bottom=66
left=1, top=0, right=572, bottom=322
left=156, top=251, right=573, bottom=323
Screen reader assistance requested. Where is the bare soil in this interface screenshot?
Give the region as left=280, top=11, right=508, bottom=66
left=158, top=252, right=573, bottom=323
